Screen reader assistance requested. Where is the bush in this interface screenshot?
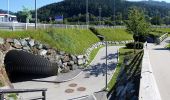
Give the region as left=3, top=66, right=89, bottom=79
left=126, top=42, right=143, bottom=49
left=133, top=34, right=147, bottom=42
left=89, top=27, right=104, bottom=41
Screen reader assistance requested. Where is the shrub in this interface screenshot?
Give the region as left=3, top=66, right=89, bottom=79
left=133, top=34, right=147, bottom=42
left=89, top=27, right=104, bottom=41
left=126, top=42, right=143, bottom=49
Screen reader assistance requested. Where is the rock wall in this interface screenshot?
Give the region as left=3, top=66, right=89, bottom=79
left=85, top=40, right=134, bottom=61
left=0, top=37, right=85, bottom=74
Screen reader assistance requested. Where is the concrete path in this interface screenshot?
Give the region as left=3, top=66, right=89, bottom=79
left=32, top=69, right=82, bottom=83
left=12, top=46, right=120, bottom=100
left=148, top=37, right=170, bottom=100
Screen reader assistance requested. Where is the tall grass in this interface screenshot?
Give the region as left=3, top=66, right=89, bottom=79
left=0, top=28, right=100, bottom=54
left=97, top=28, right=133, bottom=41
left=153, top=28, right=170, bottom=33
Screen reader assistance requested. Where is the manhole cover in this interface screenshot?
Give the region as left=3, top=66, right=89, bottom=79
left=69, top=83, right=77, bottom=87
left=65, top=89, right=74, bottom=93
left=77, top=87, right=86, bottom=91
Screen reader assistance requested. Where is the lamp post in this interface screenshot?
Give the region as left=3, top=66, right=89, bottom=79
left=35, top=0, right=37, bottom=29
left=86, top=0, right=89, bottom=28
left=97, top=35, right=108, bottom=90
left=7, top=0, right=9, bottom=22
left=99, top=7, right=102, bottom=26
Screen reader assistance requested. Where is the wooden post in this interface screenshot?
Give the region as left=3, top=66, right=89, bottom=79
left=42, top=91, right=46, bottom=100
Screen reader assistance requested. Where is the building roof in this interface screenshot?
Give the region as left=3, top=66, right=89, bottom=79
left=0, top=14, right=16, bottom=17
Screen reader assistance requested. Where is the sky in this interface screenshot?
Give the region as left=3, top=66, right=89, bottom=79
left=0, top=0, right=170, bottom=12
left=128, top=0, right=170, bottom=2
left=0, top=0, right=63, bottom=12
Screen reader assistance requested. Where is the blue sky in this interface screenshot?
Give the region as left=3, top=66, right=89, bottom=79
left=0, top=0, right=170, bottom=12
left=0, top=0, right=63, bottom=12
left=129, top=0, right=170, bottom=2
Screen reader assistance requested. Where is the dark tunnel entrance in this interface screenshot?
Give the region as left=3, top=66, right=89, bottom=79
left=4, top=50, right=58, bottom=83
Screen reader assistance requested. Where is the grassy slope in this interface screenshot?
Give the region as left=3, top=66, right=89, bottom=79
left=151, top=28, right=170, bottom=37
left=107, top=48, right=141, bottom=91
left=154, top=28, right=170, bottom=33
left=107, top=48, right=133, bottom=91
left=0, top=29, right=100, bottom=54
left=97, top=28, right=133, bottom=41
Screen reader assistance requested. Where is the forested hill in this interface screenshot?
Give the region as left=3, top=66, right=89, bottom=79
left=0, top=9, right=7, bottom=14
left=37, top=0, right=170, bottom=23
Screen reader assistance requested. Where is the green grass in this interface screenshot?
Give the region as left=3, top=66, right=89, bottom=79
left=0, top=28, right=100, bottom=54
left=97, top=28, right=133, bottom=41
left=107, top=48, right=140, bottom=91
left=7, top=93, right=18, bottom=100
left=151, top=28, right=170, bottom=37
left=153, top=28, right=170, bottom=33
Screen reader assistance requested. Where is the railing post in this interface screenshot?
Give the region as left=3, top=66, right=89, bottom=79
left=25, top=23, right=27, bottom=30
left=42, top=91, right=46, bottom=100
left=0, top=93, right=4, bottom=100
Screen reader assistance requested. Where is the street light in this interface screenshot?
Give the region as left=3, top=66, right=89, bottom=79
left=7, top=0, right=9, bottom=22
left=86, top=0, right=89, bottom=27
left=98, top=7, right=102, bottom=26
left=97, top=35, right=108, bottom=90
left=35, top=0, right=37, bottom=29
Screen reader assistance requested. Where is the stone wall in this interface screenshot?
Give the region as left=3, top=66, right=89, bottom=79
left=155, top=33, right=168, bottom=44
left=84, top=40, right=134, bottom=61
left=0, top=37, right=85, bottom=74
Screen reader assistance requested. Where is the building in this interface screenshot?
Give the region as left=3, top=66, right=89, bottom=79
left=0, top=14, right=17, bottom=22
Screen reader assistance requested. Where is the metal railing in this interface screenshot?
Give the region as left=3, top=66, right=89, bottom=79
left=1, top=22, right=170, bottom=31
left=0, top=22, right=126, bottom=30
left=0, top=88, right=47, bottom=100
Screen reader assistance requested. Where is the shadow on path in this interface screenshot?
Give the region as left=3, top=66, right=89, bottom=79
left=101, top=53, right=118, bottom=60
left=153, top=48, right=170, bottom=51
left=83, top=52, right=118, bottom=78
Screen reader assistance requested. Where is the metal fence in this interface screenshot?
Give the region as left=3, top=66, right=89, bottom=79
left=0, top=22, right=126, bottom=30
left=1, top=22, right=170, bottom=31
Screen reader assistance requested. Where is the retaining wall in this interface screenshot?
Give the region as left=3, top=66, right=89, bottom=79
left=139, top=49, right=161, bottom=100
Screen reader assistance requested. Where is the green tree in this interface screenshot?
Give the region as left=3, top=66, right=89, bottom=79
left=163, top=16, right=170, bottom=25
left=16, top=6, right=32, bottom=23
left=151, top=16, right=162, bottom=25
left=125, top=7, right=150, bottom=42
left=125, top=7, right=150, bottom=53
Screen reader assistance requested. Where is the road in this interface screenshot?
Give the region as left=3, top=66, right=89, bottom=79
left=12, top=46, right=120, bottom=100
left=148, top=37, right=170, bottom=100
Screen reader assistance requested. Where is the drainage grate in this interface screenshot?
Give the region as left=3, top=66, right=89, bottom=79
left=69, top=83, right=78, bottom=87
left=77, top=87, right=86, bottom=91
left=65, top=89, right=74, bottom=93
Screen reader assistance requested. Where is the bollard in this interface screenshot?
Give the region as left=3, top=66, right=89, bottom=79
left=42, top=91, right=46, bottom=100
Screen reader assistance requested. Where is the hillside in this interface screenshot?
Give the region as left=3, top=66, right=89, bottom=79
left=97, top=28, right=133, bottom=41
left=37, top=0, right=170, bottom=25
left=0, top=29, right=100, bottom=54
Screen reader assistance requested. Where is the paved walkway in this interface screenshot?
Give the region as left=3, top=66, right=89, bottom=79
left=32, top=69, right=82, bottom=83
left=148, top=37, right=170, bottom=100
left=12, top=46, right=120, bottom=100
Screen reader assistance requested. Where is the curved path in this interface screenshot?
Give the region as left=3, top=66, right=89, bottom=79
left=13, top=46, right=120, bottom=100
left=148, top=37, right=170, bottom=100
